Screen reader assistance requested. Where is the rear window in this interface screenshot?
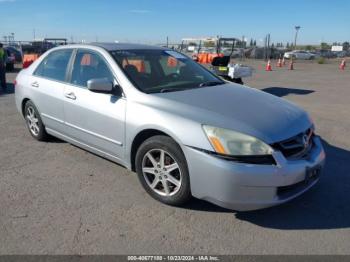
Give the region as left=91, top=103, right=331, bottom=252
left=34, top=49, right=72, bottom=82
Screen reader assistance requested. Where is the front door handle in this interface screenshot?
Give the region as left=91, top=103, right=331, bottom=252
left=31, top=82, right=39, bottom=88
left=64, top=92, right=76, bottom=100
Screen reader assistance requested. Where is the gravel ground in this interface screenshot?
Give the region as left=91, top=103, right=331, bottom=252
left=0, top=60, right=349, bottom=255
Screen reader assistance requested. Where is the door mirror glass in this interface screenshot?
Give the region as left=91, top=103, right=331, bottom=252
left=87, top=78, right=113, bottom=93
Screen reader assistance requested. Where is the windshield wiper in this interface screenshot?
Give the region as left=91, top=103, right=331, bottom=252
left=159, top=88, right=188, bottom=93
left=149, top=82, right=224, bottom=94
left=198, top=81, right=224, bottom=87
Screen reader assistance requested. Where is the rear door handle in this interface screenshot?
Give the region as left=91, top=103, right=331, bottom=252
left=31, top=82, right=39, bottom=88
left=64, top=92, right=76, bottom=100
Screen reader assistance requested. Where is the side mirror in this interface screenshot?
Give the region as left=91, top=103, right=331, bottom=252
left=87, top=78, right=113, bottom=93
left=112, top=84, right=123, bottom=97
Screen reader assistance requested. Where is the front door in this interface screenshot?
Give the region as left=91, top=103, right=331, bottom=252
left=63, top=49, right=126, bottom=159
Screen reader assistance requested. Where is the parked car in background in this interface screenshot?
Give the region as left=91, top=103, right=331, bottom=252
left=5, top=46, right=23, bottom=62
left=308, top=52, right=320, bottom=59
left=4, top=48, right=15, bottom=71
left=187, top=45, right=196, bottom=52
left=284, top=50, right=316, bottom=60
left=319, top=50, right=336, bottom=58
left=334, top=51, right=347, bottom=58
left=15, top=43, right=325, bottom=211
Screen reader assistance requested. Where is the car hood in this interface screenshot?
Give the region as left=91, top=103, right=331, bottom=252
left=150, top=84, right=312, bottom=144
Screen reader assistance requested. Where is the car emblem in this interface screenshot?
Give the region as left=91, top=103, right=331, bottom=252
left=301, top=134, right=309, bottom=148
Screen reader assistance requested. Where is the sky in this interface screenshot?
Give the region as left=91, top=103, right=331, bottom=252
left=1, top=0, right=349, bottom=45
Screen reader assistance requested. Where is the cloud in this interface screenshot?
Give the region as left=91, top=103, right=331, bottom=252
left=129, top=9, right=151, bottom=14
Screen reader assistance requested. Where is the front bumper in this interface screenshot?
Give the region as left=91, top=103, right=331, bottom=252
left=183, top=136, right=326, bottom=211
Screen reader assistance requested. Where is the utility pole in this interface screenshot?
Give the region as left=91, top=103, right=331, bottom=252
left=267, top=34, right=270, bottom=59
left=294, top=26, right=301, bottom=50
left=264, top=34, right=270, bottom=60
left=166, top=36, right=169, bottom=48
left=241, top=35, right=245, bottom=61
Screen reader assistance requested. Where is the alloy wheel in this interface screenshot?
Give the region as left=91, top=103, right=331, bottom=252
left=142, top=149, right=182, bottom=197
left=26, top=106, right=40, bottom=136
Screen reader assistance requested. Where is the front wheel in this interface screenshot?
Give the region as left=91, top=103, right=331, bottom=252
left=135, top=135, right=191, bottom=206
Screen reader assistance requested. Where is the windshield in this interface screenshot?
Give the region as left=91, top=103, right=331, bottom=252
left=110, top=49, right=224, bottom=93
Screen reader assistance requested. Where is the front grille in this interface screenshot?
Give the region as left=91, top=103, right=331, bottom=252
left=272, top=128, right=314, bottom=160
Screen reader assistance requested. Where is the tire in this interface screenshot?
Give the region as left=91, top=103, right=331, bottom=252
left=135, top=135, right=191, bottom=206
left=24, top=100, right=49, bottom=141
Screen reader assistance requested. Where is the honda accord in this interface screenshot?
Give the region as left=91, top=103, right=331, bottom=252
left=15, top=43, right=325, bottom=211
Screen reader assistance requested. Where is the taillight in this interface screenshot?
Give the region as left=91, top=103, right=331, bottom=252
left=14, top=80, right=17, bottom=87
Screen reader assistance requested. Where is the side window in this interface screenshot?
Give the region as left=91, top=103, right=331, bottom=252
left=34, top=49, right=72, bottom=82
left=71, top=50, right=114, bottom=88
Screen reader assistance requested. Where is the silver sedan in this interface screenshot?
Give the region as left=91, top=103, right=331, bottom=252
left=15, top=43, right=325, bottom=211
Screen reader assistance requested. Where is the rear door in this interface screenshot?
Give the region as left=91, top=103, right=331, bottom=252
left=29, top=49, right=73, bottom=133
left=63, top=49, right=126, bottom=158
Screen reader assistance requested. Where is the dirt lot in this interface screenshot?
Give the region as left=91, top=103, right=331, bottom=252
left=1, top=60, right=349, bottom=255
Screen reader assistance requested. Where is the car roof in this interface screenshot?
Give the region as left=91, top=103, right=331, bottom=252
left=86, top=42, right=169, bottom=51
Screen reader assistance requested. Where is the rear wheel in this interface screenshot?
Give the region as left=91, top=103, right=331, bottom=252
left=135, top=135, right=191, bottom=206
left=24, top=100, right=48, bottom=141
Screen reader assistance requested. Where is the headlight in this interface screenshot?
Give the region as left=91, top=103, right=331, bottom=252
left=203, top=125, right=273, bottom=156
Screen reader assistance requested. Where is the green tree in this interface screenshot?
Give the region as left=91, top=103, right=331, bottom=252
left=305, top=45, right=313, bottom=51
left=321, top=42, right=330, bottom=50
left=203, top=41, right=215, bottom=47
left=253, top=40, right=256, bottom=46
left=343, top=42, right=349, bottom=51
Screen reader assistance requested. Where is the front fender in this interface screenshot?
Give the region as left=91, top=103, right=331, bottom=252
left=124, top=101, right=213, bottom=167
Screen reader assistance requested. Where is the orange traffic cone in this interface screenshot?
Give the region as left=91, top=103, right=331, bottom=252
left=289, top=59, right=294, bottom=70
left=339, top=59, right=346, bottom=70
left=266, top=60, right=272, bottom=71
left=277, top=58, right=282, bottom=67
